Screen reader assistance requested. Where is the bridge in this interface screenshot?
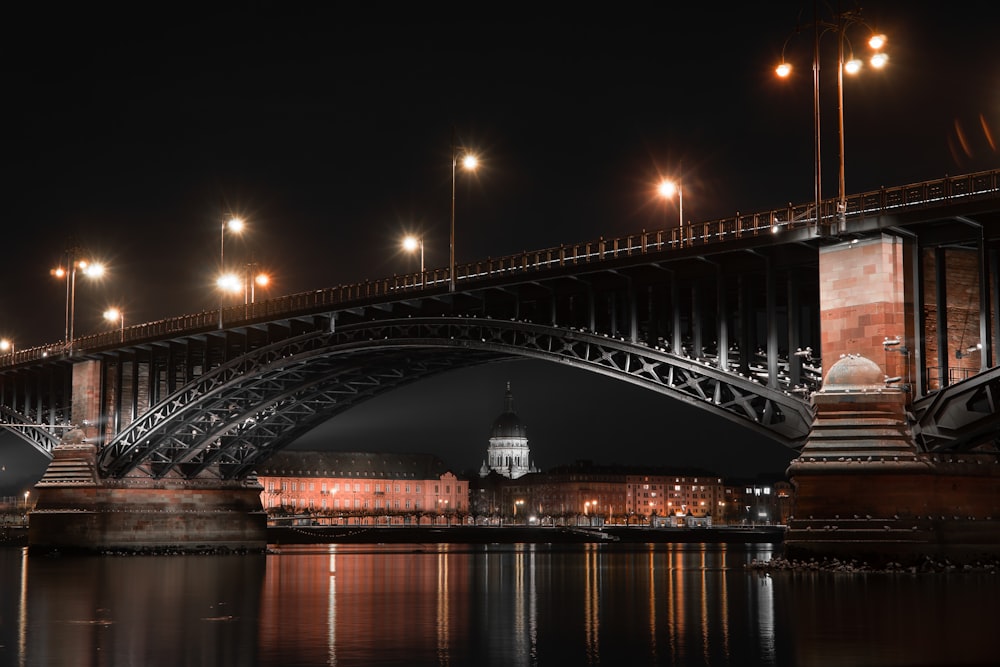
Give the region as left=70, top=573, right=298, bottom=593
left=4, top=169, right=1000, bottom=556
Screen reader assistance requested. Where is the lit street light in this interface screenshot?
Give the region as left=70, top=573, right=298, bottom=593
left=657, top=178, right=683, bottom=231
left=450, top=132, right=480, bottom=292
left=0, top=338, right=13, bottom=363
left=247, top=267, right=269, bottom=305
left=776, top=4, right=888, bottom=234
left=51, top=248, right=106, bottom=352
left=103, top=307, right=124, bottom=342
left=219, top=216, right=245, bottom=328
left=219, top=264, right=269, bottom=314
left=402, top=235, right=424, bottom=285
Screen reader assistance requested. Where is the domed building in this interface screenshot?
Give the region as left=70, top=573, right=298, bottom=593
left=479, top=382, right=538, bottom=479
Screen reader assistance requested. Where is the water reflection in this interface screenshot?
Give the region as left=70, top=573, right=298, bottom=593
left=2, top=542, right=998, bottom=666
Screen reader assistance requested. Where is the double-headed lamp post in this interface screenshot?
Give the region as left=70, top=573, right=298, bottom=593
left=402, top=235, right=424, bottom=285
left=776, top=4, right=888, bottom=233
left=450, top=140, right=480, bottom=293
left=103, top=307, right=124, bottom=343
left=218, top=265, right=269, bottom=314
left=51, top=250, right=106, bottom=351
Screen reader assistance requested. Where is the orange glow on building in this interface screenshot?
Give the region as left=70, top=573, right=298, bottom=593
left=257, top=451, right=466, bottom=525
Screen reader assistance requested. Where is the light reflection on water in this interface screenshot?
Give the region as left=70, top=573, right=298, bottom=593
left=1, top=542, right=998, bottom=666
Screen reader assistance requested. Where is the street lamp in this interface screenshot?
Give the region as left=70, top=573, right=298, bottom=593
left=0, top=338, right=12, bottom=365
left=51, top=249, right=106, bottom=351
left=513, top=499, right=524, bottom=522
left=450, top=133, right=480, bottom=293
left=218, top=266, right=268, bottom=306
left=103, top=307, right=124, bottom=342
left=776, top=4, right=888, bottom=234
left=657, top=179, right=683, bottom=231
left=402, top=235, right=424, bottom=285
left=244, top=263, right=269, bottom=305
left=219, top=216, right=245, bottom=329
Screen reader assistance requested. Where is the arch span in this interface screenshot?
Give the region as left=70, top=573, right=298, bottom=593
left=0, top=405, right=62, bottom=457
left=97, top=317, right=815, bottom=480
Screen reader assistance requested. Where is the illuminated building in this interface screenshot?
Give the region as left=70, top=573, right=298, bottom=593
left=628, top=474, right=724, bottom=527
left=256, top=451, right=466, bottom=525
left=479, top=382, right=538, bottom=479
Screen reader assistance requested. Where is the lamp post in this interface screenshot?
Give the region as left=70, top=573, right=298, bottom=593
left=244, top=263, right=269, bottom=305
left=402, top=235, right=424, bottom=285
left=776, top=2, right=888, bottom=234
left=51, top=249, right=105, bottom=352
left=219, top=216, right=245, bottom=329
left=103, top=307, right=124, bottom=342
left=0, top=338, right=12, bottom=365
left=450, top=133, right=480, bottom=293
left=657, top=178, right=683, bottom=231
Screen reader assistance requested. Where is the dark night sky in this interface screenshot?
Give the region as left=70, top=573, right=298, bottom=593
left=1, top=3, right=998, bottom=493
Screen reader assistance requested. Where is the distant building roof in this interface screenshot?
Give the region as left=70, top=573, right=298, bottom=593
left=490, top=381, right=527, bottom=439
left=257, top=451, right=453, bottom=479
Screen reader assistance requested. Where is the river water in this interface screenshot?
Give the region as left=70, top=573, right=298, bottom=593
left=0, top=541, right=996, bottom=666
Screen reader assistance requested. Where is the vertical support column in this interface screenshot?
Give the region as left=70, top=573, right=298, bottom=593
left=690, top=283, right=702, bottom=359
left=991, top=247, right=1000, bottom=369
left=787, top=269, right=801, bottom=387
left=717, top=266, right=729, bottom=372
left=738, top=275, right=752, bottom=377
left=627, top=279, right=638, bottom=344
left=671, top=274, right=682, bottom=356
left=71, top=359, right=103, bottom=443
left=766, top=254, right=779, bottom=389
left=978, top=233, right=992, bottom=372
left=934, top=248, right=949, bottom=387
left=819, top=234, right=908, bottom=375
left=909, top=232, right=926, bottom=397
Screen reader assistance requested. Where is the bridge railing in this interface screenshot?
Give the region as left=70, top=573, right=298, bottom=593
left=5, top=169, right=1000, bottom=367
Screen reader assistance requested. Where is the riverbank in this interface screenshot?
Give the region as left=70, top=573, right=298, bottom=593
left=2, top=524, right=786, bottom=549
left=266, top=524, right=786, bottom=545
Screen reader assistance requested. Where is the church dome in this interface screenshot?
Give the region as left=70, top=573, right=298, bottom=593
left=491, top=382, right=527, bottom=439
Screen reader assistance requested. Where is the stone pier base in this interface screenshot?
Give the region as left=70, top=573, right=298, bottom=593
left=785, top=355, right=1000, bottom=566
left=27, top=443, right=267, bottom=554
left=785, top=458, right=1000, bottom=566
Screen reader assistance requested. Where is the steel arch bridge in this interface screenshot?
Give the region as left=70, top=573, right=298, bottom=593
left=96, top=317, right=814, bottom=480
left=4, top=169, right=1000, bottom=479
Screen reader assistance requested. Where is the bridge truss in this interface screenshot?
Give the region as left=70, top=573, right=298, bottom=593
left=97, top=318, right=816, bottom=480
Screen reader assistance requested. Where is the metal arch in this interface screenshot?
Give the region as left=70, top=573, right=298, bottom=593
left=136, top=350, right=505, bottom=480
left=910, top=366, right=1000, bottom=452
left=0, top=406, right=61, bottom=458
left=98, top=327, right=511, bottom=478
left=98, top=318, right=814, bottom=480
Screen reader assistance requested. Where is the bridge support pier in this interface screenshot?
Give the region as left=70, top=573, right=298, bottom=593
left=28, top=439, right=267, bottom=554
left=785, top=355, right=1000, bottom=566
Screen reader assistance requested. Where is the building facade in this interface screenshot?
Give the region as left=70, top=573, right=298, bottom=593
left=257, top=451, right=466, bottom=525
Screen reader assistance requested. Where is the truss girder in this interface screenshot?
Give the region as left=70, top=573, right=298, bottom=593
left=97, top=318, right=814, bottom=480
left=0, top=405, right=60, bottom=457
left=910, top=366, right=1000, bottom=452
